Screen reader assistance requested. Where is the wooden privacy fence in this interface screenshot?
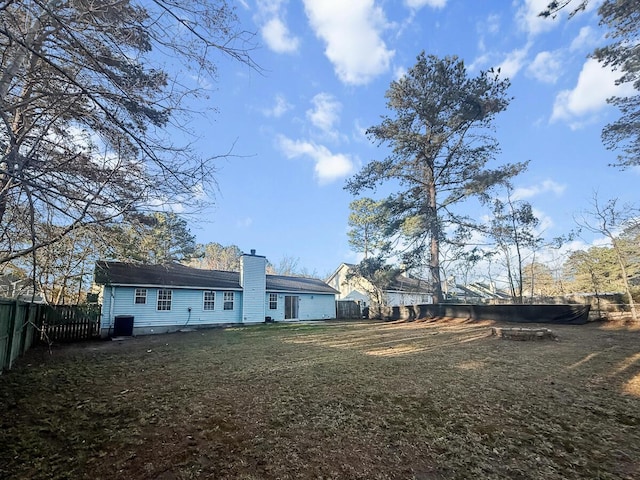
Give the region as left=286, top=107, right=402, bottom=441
left=336, top=300, right=362, bottom=319
left=36, top=304, right=101, bottom=343
left=0, top=300, right=38, bottom=372
left=0, top=302, right=101, bottom=372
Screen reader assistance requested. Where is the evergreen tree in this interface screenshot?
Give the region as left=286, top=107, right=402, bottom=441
left=109, top=213, right=197, bottom=264
left=346, top=53, right=526, bottom=303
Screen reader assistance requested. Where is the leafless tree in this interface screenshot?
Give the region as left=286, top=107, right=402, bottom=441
left=576, top=194, right=638, bottom=321
left=0, top=0, right=256, bottom=273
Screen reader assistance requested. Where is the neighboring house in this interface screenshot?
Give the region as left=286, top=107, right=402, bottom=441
left=444, top=282, right=513, bottom=303
left=446, top=282, right=512, bottom=303
left=327, top=263, right=432, bottom=307
left=94, top=250, right=338, bottom=337
left=0, top=274, right=44, bottom=302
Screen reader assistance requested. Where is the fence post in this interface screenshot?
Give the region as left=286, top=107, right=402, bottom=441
left=0, top=301, right=16, bottom=371
left=7, top=301, right=16, bottom=369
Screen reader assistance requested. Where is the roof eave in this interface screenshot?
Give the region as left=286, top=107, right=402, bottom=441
left=100, top=283, right=243, bottom=291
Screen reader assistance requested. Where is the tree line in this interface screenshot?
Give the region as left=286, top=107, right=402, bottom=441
left=1, top=215, right=320, bottom=305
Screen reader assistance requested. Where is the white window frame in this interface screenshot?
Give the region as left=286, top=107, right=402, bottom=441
left=134, top=288, right=147, bottom=305
left=157, top=289, right=172, bottom=311
left=223, top=291, right=234, bottom=310
left=203, top=291, right=215, bottom=311
left=269, top=293, right=278, bottom=310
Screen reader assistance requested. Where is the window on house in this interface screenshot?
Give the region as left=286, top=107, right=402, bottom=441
left=134, top=288, right=147, bottom=304
left=157, top=289, right=172, bottom=311
left=269, top=293, right=278, bottom=310
left=203, top=291, right=215, bottom=310
left=223, top=291, right=234, bottom=310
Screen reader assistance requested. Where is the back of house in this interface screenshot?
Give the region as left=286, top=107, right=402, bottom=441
left=94, top=251, right=338, bottom=337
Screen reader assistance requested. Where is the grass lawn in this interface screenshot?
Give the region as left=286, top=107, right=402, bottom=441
left=1, top=318, right=640, bottom=479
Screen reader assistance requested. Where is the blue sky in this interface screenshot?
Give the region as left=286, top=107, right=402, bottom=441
left=180, top=0, right=637, bottom=278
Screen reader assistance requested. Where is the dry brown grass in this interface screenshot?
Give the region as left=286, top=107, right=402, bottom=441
left=1, top=318, right=640, bottom=479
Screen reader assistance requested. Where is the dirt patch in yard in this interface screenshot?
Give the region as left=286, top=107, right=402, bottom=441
left=1, top=319, right=640, bottom=479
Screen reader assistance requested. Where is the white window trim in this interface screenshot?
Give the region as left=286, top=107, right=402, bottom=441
left=223, top=291, right=234, bottom=310
left=157, top=289, right=172, bottom=311
left=134, top=288, right=147, bottom=305
left=203, top=290, right=215, bottom=311
left=269, top=293, right=278, bottom=310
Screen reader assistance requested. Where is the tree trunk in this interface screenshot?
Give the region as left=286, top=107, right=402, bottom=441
left=611, top=238, right=638, bottom=321
left=427, top=172, right=443, bottom=303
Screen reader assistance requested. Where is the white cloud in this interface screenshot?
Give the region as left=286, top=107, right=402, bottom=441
left=256, top=0, right=300, bottom=54
left=486, top=13, right=500, bottom=34
left=476, top=13, right=500, bottom=41
left=257, top=0, right=283, bottom=14
left=513, top=179, right=566, bottom=200
left=533, top=207, right=555, bottom=232
left=496, top=44, right=530, bottom=79
left=405, top=0, right=447, bottom=9
left=306, top=92, right=341, bottom=135
left=236, top=217, right=253, bottom=228
left=262, top=17, right=300, bottom=53
left=551, top=58, right=636, bottom=126
left=277, top=135, right=355, bottom=184
left=303, top=0, right=394, bottom=85
left=263, top=94, right=293, bottom=118
left=526, top=50, right=563, bottom=84
left=468, top=53, right=491, bottom=72
left=570, top=26, right=598, bottom=52
left=515, top=0, right=600, bottom=36
left=516, top=0, right=561, bottom=36
left=393, top=65, right=407, bottom=80
left=560, top=235, right=612, bottom=255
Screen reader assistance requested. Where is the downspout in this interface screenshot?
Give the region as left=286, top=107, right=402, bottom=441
left=108, top=286, right=115, bottom=337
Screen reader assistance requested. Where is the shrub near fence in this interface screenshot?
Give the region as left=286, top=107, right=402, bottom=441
left=0, top=300, right=37, bottom=372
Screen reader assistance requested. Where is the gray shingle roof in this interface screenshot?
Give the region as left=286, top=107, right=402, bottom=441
left=94, top=261, right=338, bottom=295
left=266, top=274, right=338, bottom=294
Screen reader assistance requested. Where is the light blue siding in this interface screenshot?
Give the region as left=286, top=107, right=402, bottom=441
left=101, top=286, right=336, bottom=335
left=240, top=254, right=266, bottom=323
left=265, top=292, right=282, bottom=320
left=264, top=292, right=335, bottom=321
left=101, top=286, right=243, bottom=335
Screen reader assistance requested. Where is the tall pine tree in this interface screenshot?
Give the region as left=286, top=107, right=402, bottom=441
left=346, top=53, right=526, bottom=302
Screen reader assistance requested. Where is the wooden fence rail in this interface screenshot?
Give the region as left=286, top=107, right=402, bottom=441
left=36, top=304, right=101, bottom=343
left=336, top=300, right=362, bottom=319
left=0, top=301, right=101, bottom=372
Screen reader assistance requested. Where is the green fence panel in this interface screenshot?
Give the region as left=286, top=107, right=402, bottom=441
left=0, top=302, right=14, bottom=372
left=0, top=300, right=33, bottom=372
